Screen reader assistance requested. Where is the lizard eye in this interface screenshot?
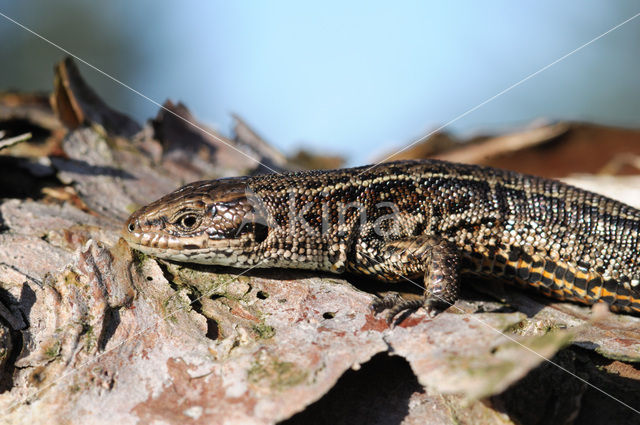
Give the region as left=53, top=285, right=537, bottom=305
left=175, top=213, right=200, bottom=230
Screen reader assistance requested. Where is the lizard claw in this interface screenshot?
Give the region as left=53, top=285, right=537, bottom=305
left=385, top=299, right=423, bottom=324
left=371, top=294, right=427, bottom=324
left=371, top=293, right=404, bottom=316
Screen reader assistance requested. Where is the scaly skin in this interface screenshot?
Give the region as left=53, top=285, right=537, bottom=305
left=123, top=159, right=640, bottom=319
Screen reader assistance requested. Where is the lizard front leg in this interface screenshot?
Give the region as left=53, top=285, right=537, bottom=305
left=368, top=235, right=460, bottom=322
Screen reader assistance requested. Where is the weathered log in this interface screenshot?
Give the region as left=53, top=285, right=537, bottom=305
left=1, top=58, right=639, bottom=425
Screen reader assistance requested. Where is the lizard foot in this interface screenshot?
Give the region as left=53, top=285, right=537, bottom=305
left=371, top=294, right=423, bottom=324
left=372, top=294, right=449, bottom=324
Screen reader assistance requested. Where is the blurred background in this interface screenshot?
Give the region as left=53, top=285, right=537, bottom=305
left=1, top=1, right=639, bottom=165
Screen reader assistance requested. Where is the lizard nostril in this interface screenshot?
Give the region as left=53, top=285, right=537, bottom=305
left=127, top=222, right=136, bottom=232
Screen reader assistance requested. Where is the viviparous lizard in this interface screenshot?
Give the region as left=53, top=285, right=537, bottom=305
left=123, top=159, right=640, bottom=319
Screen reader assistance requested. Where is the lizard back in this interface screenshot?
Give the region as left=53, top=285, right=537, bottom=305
left=246, top=160, right=640, bottom=313
left=125, top=160, right=640, bottom=314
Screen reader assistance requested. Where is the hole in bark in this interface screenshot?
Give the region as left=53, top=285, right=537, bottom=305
left=158, top=267, right=219, bottom=341
left=185, top=289, right=219, bottom=341
left=98, top=308, right=121, bottom=350
left=156, top=263, right=217, bottom=340
left=256, top=290, right=269, bottom=300
left=322, top=312, right=335, bottom=319
left=280, top=353, right=421, bottom=425
left=205, top=317, right=219, bottom=340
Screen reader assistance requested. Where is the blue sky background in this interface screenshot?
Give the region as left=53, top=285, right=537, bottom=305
left=1, top=2, right=639, bottom=164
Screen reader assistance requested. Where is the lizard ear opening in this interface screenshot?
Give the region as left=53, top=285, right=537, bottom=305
left=234, top=208, right=270, bottom=243
left=254, top=222, right=269, bottom=243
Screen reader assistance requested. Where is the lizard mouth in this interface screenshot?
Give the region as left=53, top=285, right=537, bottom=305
left=122, top=222, right=233, bottom=251
left=121, top=216, right=260, bottom=267
left=122, top=227, right=258, bottom=266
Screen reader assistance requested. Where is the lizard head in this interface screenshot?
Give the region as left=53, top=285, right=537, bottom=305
left=123, top=177, right=270, bottom=265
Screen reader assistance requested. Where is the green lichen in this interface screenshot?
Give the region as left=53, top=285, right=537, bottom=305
left=162, top=261, right=255, bottom=307
left=131, top=250, right=150, bottom=274
left=63, top=270, right=81, bottom=288
left=44, top=340, right=61, bottom=359
left=82, top=324, right=96, bottom=351
left=161, top=292, right=191, bottom=323
left=169, top=265, right=230, bottom=293
left=252, top=323, right=276, bottom=339
left=248, top=358, right=308, bottom=390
